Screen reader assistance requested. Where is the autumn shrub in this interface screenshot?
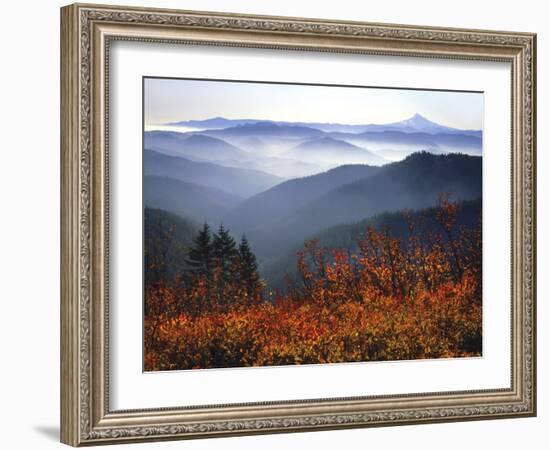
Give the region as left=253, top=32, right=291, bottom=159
left=144, top=197, right=482, bottom=371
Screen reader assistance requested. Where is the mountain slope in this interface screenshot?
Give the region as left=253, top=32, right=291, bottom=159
left=224, top=164, right=381, bottom=234
left=199, top=122, right=326, bottom=158
left=246, top=152, right=481, bottom=259
left=261, top=197, right=482, bottom=290
left=144, top=176, right=243, bottom=224
left=277, top=152, right=481, bottom=241
left=144, top=131, right=249, bottom=162
left=284, top=137, right=388, bottom=166
left=145, top=131, right=325, bottom=179
left=144, top=150, right=284, bottom=198
left=333, top=130, right=482, bottom=159
left=144, top=207, right=199, bottom=284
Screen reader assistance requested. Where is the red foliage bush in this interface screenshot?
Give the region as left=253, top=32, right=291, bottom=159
left=144, top=198, right=482, bottom=371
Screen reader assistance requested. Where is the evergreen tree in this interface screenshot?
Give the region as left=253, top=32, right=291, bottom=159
left=185, top=223, right=213, bottom=277
left=238, top=235, right=261, bottom=295
left=212, top=224, right=239, bottom=279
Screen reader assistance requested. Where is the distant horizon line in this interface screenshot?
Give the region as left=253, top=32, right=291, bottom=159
left=153, top=113, right=481, bottom=132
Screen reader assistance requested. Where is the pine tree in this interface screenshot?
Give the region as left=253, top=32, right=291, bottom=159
left=238, top=235, right=261, bottom=297
left=185, top=223, right=213, bottom=277
left=212, top=224, right=239, bottom=279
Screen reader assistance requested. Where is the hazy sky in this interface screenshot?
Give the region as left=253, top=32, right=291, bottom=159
left=144, top=77, right=483, bottom=130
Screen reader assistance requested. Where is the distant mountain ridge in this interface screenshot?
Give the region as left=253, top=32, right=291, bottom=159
left=284, top=137, right=388, bottom=166
left=202, top=122, right=324, bottom=139
left=330, top=129, right=482, bottom=161
left=358, top=113, right=481, bottom=137
left=146, top=114, right=482, bottom=178
left=144, top=150, right=283, bottom=198
left=164, top=113, right=481, bottom=136
left=144, top=131, right=249, bottom=161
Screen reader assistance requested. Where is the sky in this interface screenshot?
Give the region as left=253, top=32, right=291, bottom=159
left=144, top=77, right=483, bottom=130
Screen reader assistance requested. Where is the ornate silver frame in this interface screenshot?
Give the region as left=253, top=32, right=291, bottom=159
left=60, top=3, right=536, bottom=446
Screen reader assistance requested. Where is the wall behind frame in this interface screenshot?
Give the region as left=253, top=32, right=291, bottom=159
left=0, top=0, right=545, bottom=449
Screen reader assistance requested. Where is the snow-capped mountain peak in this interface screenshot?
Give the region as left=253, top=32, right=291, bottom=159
left=392, top=114, right=445, bottom=132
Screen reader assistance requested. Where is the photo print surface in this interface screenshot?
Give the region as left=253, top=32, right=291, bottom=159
left=143, top=77, right=483, bottom=371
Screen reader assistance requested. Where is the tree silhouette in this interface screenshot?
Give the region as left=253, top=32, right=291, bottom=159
left=185, top=222, right=213, bottom=277
left=212, top=224, right=239, bottom=280
left=238, top=235, right=261, bottom=297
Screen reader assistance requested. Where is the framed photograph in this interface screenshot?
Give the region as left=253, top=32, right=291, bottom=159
left=60, top=3, right=536, bottom=446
